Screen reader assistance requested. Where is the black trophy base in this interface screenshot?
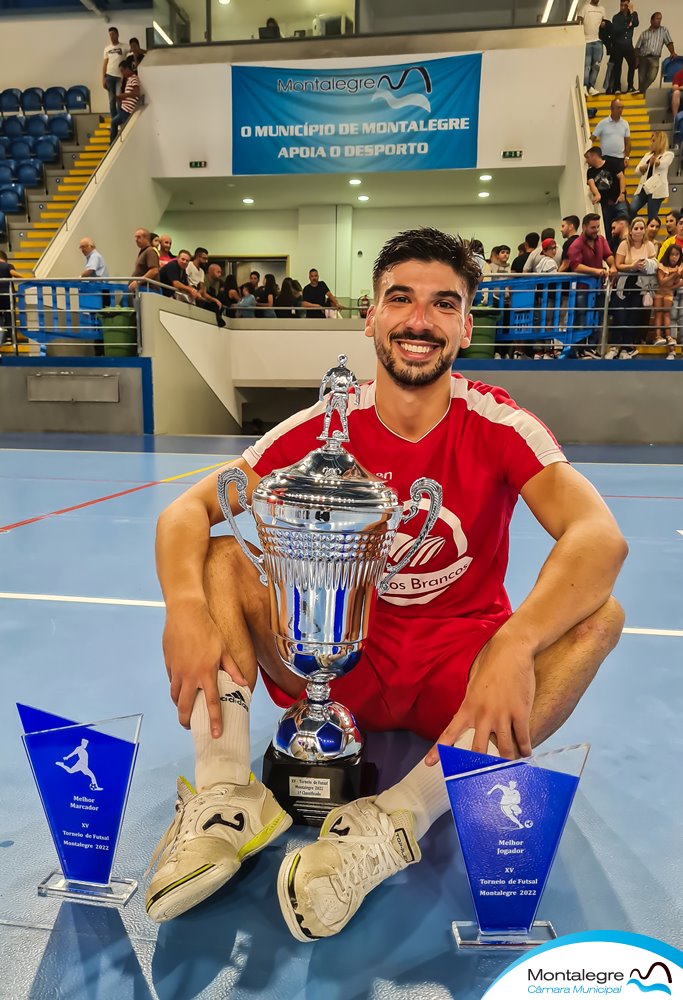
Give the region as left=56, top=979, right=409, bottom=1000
left=262, top=744, right=378, bottom=827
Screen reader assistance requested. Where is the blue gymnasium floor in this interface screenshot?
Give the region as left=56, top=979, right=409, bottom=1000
left=0, top=435, right=682, bottom=1000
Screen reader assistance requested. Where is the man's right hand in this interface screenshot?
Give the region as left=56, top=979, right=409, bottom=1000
left=163, top=600, right=248, bottom=736
left=102, top=80, right=107, bottom=89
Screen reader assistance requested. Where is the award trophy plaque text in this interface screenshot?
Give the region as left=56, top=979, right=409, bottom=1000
left=218, top=355, right=442, bottom=825
left=439, top=742, right=590, bottom=951
left=18, top=703, right=141, bottom=906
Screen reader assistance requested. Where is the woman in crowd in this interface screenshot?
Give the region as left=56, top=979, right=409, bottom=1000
left=609, top=216, right=657, bottom=359
left=631, top=132, right=674, bottom=221
left=275, top=277, right=303, bottom=318
left=646, top=217, right=662, bottom=256
left=235, top=283, right=256, bottom=318
left=654, top=244, right=683, bottom=355
left=222, top=274, right=240, bottom=317
left=256, top=273, right=278, bottom=319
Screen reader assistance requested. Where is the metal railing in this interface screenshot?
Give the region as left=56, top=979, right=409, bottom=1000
left=1, top=271, right=681, bottom=361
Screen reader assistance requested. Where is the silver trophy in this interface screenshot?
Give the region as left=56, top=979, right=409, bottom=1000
left=217, top=356, right=442, bottom=822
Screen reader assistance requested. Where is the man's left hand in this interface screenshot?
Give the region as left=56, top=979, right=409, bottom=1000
left=128, top=280, right=138, bottom=292
left=424, top=635, right=536, bottom=765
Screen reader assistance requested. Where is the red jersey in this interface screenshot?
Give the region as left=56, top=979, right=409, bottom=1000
left=242, top=374, right=566, bottom=622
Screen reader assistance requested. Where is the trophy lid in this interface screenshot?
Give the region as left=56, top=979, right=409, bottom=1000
left=252, top=355, right=402, bottom=517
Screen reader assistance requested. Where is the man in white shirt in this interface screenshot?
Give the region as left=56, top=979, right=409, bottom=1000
left=577, top=0, right=606, bottom=96
left=536, top=238, right=560, bottom=273
left=101, top=26, right=127, bottom=120
left=524, top=228, right=562, bottom=271
left=591, top=98, right=631, bottom=174
left=79, top=237, right=109, bottom=278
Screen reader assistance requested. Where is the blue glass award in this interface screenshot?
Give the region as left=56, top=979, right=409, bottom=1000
left=18, top=703, right=142, bottom=907
left=439, top=742, right=589, bottom=951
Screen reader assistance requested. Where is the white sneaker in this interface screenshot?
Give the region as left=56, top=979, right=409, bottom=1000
left=618, top=349, right=634, bottom=359
left=145, top=775, right=292, bottom=922
left=588, top=87, right=601, bottom=96
left=605, top=346, right=619, bottom=360
left=653, top=337, right=668, bottom=346
left=667, top=351, right=676, bottom=360
left=277, top=797, right=420, bottom=942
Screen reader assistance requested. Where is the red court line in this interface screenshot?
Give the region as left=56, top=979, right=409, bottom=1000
left=0, top=480, right=162, bottom=532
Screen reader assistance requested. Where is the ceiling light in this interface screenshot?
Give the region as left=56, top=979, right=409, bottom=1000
left=152, top=20, right=174, bottom=45
left=242, top=197, right=254, bottom=205
left=566, top=0, right=580, bottom=20
left=479, top=174, right=492, bottom=182
left=218, top=0, right=230, bottom=4
left=541, top=0, right=555, bottom=23
left=357, top=195, right=369, bottom=202
left=349, top=178, right=362, bottom=186
left=478, top=191, right=490, bottom=198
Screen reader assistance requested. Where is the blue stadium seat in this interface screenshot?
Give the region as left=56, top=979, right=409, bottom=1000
left=25, top=114, right=49, bottom=138
left=0, top=184, right=25, bottom=213
left=34, top=135, right=60, bottom=164
left=49, top=114, right=74, bottom=141
left=0, top=164, right=14, bottom=187
left=16, top=159, right=44, bottom=188
left=0, top=89, right=22, bottom=114
left=2, top=116, right=26, bottom=139
left=662, top=56, right=683, bottom=83
left=10, top=137, right=35, bottom=161
left=43, top=87, right=67, bottom=113
left=0, top=210, right=6, bottom=243
left=21, top=88, right=45, bottom=113
left=66, top=86, right=90, bottom=112
left=0, top=141, right=9, bottom=159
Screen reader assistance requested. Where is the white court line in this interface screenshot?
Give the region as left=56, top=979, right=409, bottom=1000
left=0, top=592, right=682, bottom=634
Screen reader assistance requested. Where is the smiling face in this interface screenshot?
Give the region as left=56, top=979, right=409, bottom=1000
left=364, top=259, right=472, bottom=388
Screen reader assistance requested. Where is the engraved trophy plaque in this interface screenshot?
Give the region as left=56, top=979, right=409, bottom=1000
left=218, top=355, right=442, bottom=825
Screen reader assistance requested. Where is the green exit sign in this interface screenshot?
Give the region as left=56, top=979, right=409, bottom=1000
left=502, top=150, right=523, bottom=159
left=189, top=160, right=207, bottom=168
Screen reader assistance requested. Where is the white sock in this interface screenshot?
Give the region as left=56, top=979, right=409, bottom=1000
left=191, top=673, right=252, bottom=791
left=375, top=729, right=498, bottom=841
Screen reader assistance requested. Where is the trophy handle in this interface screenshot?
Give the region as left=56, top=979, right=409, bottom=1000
left=216, top=468, right=268, bottom=586
left=378, top=477, right=443, bottom=595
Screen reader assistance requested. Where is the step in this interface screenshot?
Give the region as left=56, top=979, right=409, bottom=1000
left=40, top=212, right=69, bottom=220
left=19, top=240, right=50, bottom=250
left=32, top=222, right=59, bottom=230
left=53, top=194, right=79, bottom=202
left=12, top=251, right=41, bottom=260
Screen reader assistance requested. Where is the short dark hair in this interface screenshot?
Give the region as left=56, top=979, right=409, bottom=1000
left=647, top=215, right=661, bottom=225
left=0, top=250, right=7, bottom=262
left=469, top=239, right=485, bottom=256
left=666, top=210, right=681, bottom=220
left=109, top=25, right=118, bottom=33
left=497, top=244, right=510, bottom=253
left=241, top=283, right=253, bottom=294
left=129, top=36, right=140, bottom=45
left=525, top=232, right=540, bottom=249
left=120, top=56, right=135, bottom=71
left=582, top=213, right=601, bottom=227
left=518, top=243, right=526, bottom=254
left=540, top=227, right=555, bottom=241
left=563, top=215, right=580, bottom=231
left=586, top=145, right=603, bottom=158
left=372, top=227, right=482, bottom=304
left=193, top=247, right=208, bottom=257
left=250, top=270, right=260, bottom=279
left=177, top=249, right=191, bottom=257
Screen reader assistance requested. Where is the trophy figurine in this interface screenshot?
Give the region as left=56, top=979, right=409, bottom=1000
left=217, top=356, right=442, bottom=825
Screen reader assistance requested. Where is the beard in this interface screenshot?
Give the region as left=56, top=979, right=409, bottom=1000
left=374, top=329, right=457, bottom=387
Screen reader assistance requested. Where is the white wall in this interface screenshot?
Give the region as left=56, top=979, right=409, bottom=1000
left=0, top=12, right=153, bottom=114
left=158, top=202, right=561, bottom=299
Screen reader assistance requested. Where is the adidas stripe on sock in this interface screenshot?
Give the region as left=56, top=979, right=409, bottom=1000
left=191, top=672, right=252, bottom=791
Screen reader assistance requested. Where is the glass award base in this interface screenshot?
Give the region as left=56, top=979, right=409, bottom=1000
left=38, top=870, right=138, bottom=907
left=452, top=920, right=557, bottom=952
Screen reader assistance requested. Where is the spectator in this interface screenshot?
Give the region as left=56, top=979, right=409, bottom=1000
left=524, top=228, right=560, bottom=271
left=608, top=0, right=639, bottom=94
left=568, top=212, right=617, bottom=277
left=647, top=216, right=662, bottom=255
left=78, top=237, right=108, bottom=278
left=636, top=12, right=677, bottom=94
left=158, top=235, right=175, bottom=265
left=487, top=245, right=511, bottom=273
left=256, top=273, right=278, bottom=318
left=205, top=263, right=224, bottom=300
left=102, top=26, right=127, bottom=120
left=585, top=145, right=627, bottom=233
left=609, top=216, right=657, bottom=358
left=223, top=274, right=240, bottom=316
left=236, top=283, right=256, bottom=318
left=186, top=248, right=225, bottom=326
left=608, top=215, right=630, bottom=255
left=630, top=132, right=674, bottom=220
left=511, top=233, right=539, bottom=272
left=664, top=211, right=680, bottom=238
left=129, top=37, right=147, bottom=66
left=159, top=249, right=200, bottom=303
left=669, top=64, right=683, bottom=121
left=302, top=267, right=340, bottom=318
left=275, top=276, right=303, bottom=318
left=591, top=98, right=630, bottom=174
left=0, top=249, right=23, bottom=346
left=110, top=57, right=140, bottom=144
left=536, top=238, right=560, bottom=273
left=658, top=214, right=683, bottom=259
left=654, top=244, right=683, bottom=349
left=249, top=270, right=261, bottom=293
left=577, top=0, right=606, bottom=96
left=559, top=215, right=581, bottom=271
left=469, top=239, right=486, bottom=275
left=265, top=17, right=281, bottom=37
left=129, top=227, right=159, bottom=293
left=150, top=233, right=161, bottom=258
